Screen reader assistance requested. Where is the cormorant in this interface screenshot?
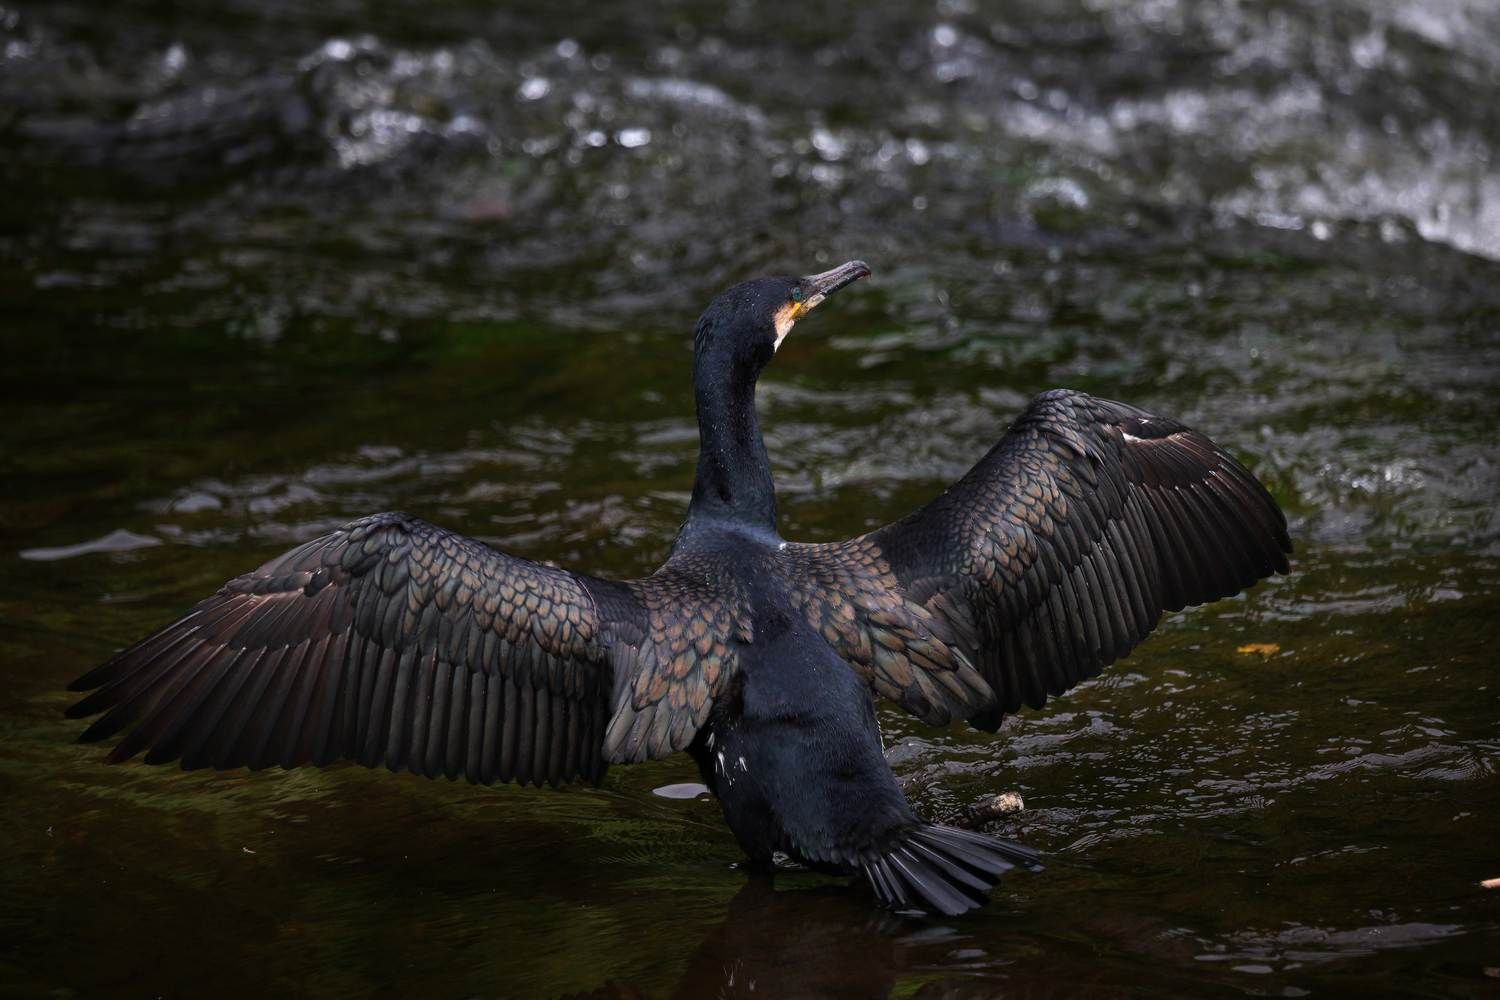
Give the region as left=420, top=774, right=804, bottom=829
left=66, top=261, right=1291, bottom=916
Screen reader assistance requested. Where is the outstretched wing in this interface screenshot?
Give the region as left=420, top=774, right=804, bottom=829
left=68, top=512, right=638, bottom=787
left=794, top=390, right=1291, bottom=727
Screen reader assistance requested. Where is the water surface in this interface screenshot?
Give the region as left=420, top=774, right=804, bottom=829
left=2, top=0, right=1498, bottom=995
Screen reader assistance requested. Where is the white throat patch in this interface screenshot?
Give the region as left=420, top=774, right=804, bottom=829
left=771, top=294, right=823, bottom=352
left=774, top=312, right=795, bottom=350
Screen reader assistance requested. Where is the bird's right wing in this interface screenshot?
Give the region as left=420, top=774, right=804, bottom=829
left=68, top=512, right=646, bottom=787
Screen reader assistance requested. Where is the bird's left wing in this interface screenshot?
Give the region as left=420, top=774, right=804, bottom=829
left=788, top=390, right=1290, bottom=728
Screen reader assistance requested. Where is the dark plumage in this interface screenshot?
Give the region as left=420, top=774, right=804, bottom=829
left=67, top=260, right=1290, bottom=916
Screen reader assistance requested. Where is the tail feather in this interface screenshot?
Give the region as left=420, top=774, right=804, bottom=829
left=863, top=824, right=1041, bottom=916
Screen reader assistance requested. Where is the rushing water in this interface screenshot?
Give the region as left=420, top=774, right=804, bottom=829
left=3, top=0, right=1498, bottom=995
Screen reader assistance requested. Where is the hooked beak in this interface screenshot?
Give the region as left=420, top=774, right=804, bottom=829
left=774, top=260, right=871, bottom=349
left=798, top=260, right=872, bottom=313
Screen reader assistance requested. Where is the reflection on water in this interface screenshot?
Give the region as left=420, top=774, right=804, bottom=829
left=646, top=881, right=937, bottom=1000
left=2, top=0, right=1498, bottom=996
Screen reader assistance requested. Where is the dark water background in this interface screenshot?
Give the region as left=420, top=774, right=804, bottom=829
left=3, top=1, right=1498, bottom=996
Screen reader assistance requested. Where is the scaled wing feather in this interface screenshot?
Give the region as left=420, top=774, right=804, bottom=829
left=68, top=512, right=631, bottom=787
left=794, top=390, right=1290, bottom=725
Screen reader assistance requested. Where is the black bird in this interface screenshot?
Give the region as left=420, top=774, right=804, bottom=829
left=67, top=261, right=1291, bottom=916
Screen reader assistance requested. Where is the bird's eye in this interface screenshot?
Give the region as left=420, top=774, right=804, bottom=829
left=791, top=287, right=803, bottom=303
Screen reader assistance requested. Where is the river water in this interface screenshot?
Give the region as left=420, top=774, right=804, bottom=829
left=2, top=1, right=1497, bottom=996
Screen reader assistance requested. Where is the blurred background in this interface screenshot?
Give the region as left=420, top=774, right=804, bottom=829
left=1, top=0, right=1497, bottom=996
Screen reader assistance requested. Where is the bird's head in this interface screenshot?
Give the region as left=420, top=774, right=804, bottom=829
left=693, top=260, right=871, bottom=377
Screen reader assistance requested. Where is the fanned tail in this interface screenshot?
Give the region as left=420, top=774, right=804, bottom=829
left=863, top=824, right=1041, bottom=916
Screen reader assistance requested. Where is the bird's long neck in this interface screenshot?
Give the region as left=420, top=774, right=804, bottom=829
left=687, top=354, right=778, bottom=532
